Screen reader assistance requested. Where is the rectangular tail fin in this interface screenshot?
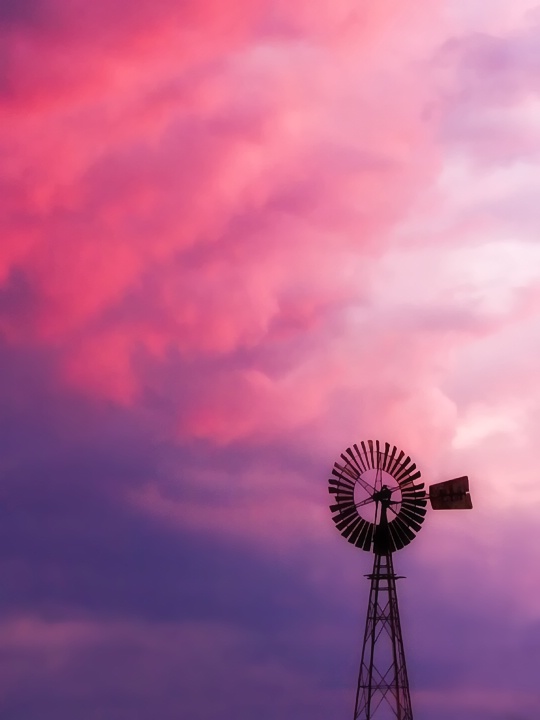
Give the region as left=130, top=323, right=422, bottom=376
left=429, top=476, right=472, bottom=510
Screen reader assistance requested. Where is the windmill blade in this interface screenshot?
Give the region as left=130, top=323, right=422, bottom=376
left=401, top=482, right=427, bottom=498
left=429, top=476, right=472, bottom=510
left=333, top=468, right=370, bottom=498
left=336, top=459, right=360, bottom=482
left=394, top=455, right=411, bottom=480
left=387, top=500, right=425, bottom=540
left=401, top=489, right=427, bottom=504
left=328, top=486, right=355, bottom=501
left=368, top=439, right=375, bottom=469
left=398, top=470, right=422, bottom=487
left=385, top=444, right=397, bottom=473
left=345, top=447, right=364, bottom=474
left=388, top=516, right=413, bottom=551
left=335, top=517, right=358, bottom=534
left=388, top=449, right=404, bottom=475
left=387, top=522, right=405, bottom=552
left=329, top=477, right=354, bottom=491
left=332, top=503, right=358, bottom=523
left=362, top=523, right=376, bottom=551
left=348, top=517, right=367, bottom=544
left=401, top=481, right=425, bottom=492
left=342, top=515, right=365, bottom=541
left=329, top=489, right=357, bottom=509
left=375, top=440, right=382, bottom=469
left=330, top=495, right=354, bottom=509
left=394, top=462, right=417, bottom=483
left=395, top=507, right=424, bottom=533
left=328, top=485, right=351, bottom=496
left=360, top=441, right=371, bottom=469
left=352, top=444, right=368, bottom=473
left=399, top=498, right=427, bottom=519
left=401, top=496, right=427, bottom=510
left=330, top=502, right=355, bottom=514
left=389, top=514, right=416, bottom=544
left=342, top=450, right=374, bottom=494
left=350, top=518, right=370, bottom=547
left=330, top=491, right=355, bottom=505
left=400, top=500, right=426, bottom=516
left=331, top=468, right=355, bottom=488
left=334, top=511, right=359, bottom=533
left=330, top=482, right=355, bottom=498
left=381, top=442, right=390, bottom=471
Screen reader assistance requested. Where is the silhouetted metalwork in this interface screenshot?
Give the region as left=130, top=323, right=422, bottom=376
left=328, top=441, right=472, bottom=720
left=429, top=476, right=472, bottom=510
left=355, top=553, right=412, bottom=720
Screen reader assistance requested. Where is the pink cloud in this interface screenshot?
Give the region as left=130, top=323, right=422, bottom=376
left=0, top=0, right=454, bottom=445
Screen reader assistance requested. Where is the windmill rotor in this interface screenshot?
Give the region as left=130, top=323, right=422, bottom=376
left=329, top=441, right=428, bottom=554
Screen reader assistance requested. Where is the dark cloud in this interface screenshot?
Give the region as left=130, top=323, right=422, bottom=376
left=0, top=0, right=44, bottom=26
left=0, top=342, right=359, bottom=719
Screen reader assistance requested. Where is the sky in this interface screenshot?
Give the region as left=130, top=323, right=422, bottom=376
left=1, top=0, right=540, bottom=718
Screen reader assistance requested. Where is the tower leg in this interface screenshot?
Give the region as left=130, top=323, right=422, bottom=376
left=353, top=553, right=413, bottom=720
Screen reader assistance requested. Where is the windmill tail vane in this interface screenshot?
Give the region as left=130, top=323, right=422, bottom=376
left=429, top=476, right=472, bottom=510
left=328, top=440, right=472, bottom=720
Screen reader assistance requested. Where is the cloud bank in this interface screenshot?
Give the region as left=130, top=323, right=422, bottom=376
left=1, top=0, right=540, bottom=718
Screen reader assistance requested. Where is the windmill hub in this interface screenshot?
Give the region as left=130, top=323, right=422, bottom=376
left=371, top=485, right=392, bottom=507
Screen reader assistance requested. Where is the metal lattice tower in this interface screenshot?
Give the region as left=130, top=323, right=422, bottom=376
left=354, top=551, right=412, bottom=720
left=328, top=440, right=472, bottom=720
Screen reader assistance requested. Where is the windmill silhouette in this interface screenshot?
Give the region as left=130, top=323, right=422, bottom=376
left=328, top=440, right=472, bottom=719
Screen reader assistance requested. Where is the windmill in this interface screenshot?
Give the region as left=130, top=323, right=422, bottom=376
left=328, top=440, right=472, bottom=720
